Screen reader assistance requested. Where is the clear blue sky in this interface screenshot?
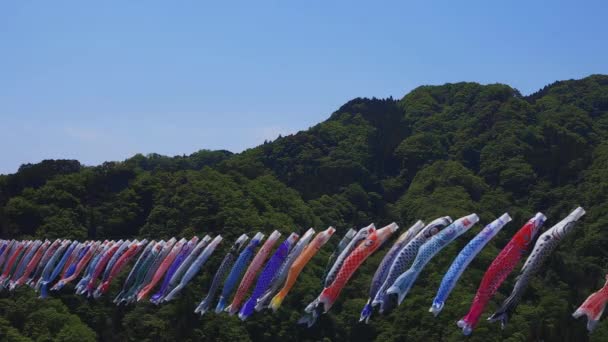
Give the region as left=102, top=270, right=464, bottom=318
left=1, top=0, right=607, bottom=174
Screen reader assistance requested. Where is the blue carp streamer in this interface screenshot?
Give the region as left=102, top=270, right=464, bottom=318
left=194, top=234, right=249, bottom=315
left=360, top=221, right=417, bottom=323
left=430, top=213, right=511, bottom=316
left=386, top=214, right=479, bottom=307
left=215, top=232, right=265, bottom=313
left=373, top=217, right=453, bottom=313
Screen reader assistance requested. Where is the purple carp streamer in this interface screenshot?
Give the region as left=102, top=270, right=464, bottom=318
left=238, top=233, right=300, bottom=320
left=138, top=238, right=188, bottom=301
left=0, top=241, right=11, bottom=270
left=150, top=237, right=199, bottom=304
left=1, top=241, right=31, bottom=288
left=226, top=230, right=282, bottom=315
left=10, top=240, right=43, bottom=289
left=163, top=236, right=222, bottom=302
left=256, top=228, right=315, bottom=311
left=162, top=236, right=211, bottom=300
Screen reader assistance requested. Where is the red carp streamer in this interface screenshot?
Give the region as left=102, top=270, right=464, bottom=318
left=456, top=213, right=546, bottom=335
left=573, top=274, right=608, bottom=332
left=300, top=223, right=398, bottom=327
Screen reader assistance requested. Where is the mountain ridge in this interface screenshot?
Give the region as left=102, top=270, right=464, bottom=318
left=1, top=74, right=607, bottom=341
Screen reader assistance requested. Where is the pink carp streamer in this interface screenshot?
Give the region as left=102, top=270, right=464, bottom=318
left=95, top=240, right=147, bottom=297
left=137, top=239, right=187, bottom=301
left=0, top=242, right=26, bottom=287
left=13, top=240, right=51, bottom=289
left=82, top=241, right=120, bottom=296
left=226, top=230, right=282, bottom=315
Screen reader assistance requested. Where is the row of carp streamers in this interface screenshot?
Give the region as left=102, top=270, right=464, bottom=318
left=0, top=206, right=602, bottom=334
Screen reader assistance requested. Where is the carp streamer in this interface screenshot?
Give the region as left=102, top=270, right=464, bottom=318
left=373, top=217, right=452, bottom=313
left=573, top=274, right=608, bottom=332
left=360, top=220, right=424, bottom=323
left=300, top=223, right=399, bottom=327
left=270, top=227, right=335, bottom=311
left=385, top=214, right=479, bottom=308
left=488, top=207, right=585, bottom=328
left=430, top=213, right=511, bottom=316
left=457, top=212, right=546, bottom=336
left=0, top=207, right=592, bottom=334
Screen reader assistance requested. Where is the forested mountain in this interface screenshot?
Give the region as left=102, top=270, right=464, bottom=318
left=1, top=75, right=607, bottom=341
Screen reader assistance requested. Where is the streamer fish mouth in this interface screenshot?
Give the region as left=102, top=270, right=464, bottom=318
left=266, top=231, right=282, bottom=243
left=287, top=233, right=300, bottom=244
left=364, top=224, right=376, bottom=235
left=252, top=232, right=265, bottom=241
left=209, top=236, right=224, bottom=247
left=570, top=207, right=586, bottom=221
left=344, top=229, right=356, bottom=240
left=301, top=228, right=316, bottom=241
left=554, top=207, right=586, bottom=237
left=499, top=213, right=513, bottom=223
left=235, top=234, right=249, bottom=246
left=532, top=212, right=547, bottom=227
left=322, top=227, right=336, bottom=242
left=318, top=227, right=336, bottom=243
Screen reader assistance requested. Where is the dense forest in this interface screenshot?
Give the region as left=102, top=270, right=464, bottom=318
left=1, top=75, right=607, bottom=341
